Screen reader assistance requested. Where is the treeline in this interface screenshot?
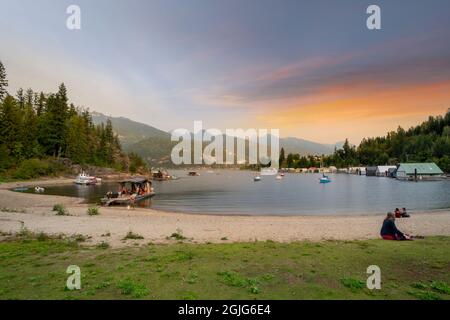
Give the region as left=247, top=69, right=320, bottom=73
left=280, top=111, right=450, bottom=173
left=278, top=148, right=321, bottom=169
left=0, top=60, right=146, bottom=179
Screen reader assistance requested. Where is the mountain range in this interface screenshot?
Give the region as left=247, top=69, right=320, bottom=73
left=91, top=112, right=342, bottom=165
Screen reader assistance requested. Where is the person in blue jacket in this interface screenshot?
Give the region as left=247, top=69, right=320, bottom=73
left=380, top=212, right=410, bottom=240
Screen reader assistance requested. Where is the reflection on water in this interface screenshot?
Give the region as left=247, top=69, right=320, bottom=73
left=16, top=170, right=450, bottom=215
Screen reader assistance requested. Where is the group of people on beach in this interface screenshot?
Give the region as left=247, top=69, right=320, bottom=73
left=119, top=185, right=149, bottom=197
left=394, top=207, right=410, bottom=218
left=380, top=207, right=414, bottom=241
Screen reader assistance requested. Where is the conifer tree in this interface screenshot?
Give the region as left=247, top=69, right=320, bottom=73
left=0, top=60, right=8, bottom=102
left=16, top=88, right=25, bottom=109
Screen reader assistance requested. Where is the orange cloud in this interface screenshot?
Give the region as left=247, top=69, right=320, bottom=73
left=255, top=80, right=450, bottom=143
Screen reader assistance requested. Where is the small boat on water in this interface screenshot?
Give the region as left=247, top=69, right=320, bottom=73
left=151, top=170, right=170, bottom=181
left=188, top=171, right=200, bottom=176
left=101, top=178, right=155, bottom=206
left=254, top=175, right=261, bottom=182
left=13, top=187, right=28, bottom=192
left=319, top=174, right=331, bottom=184
left=34, top=186, right=45, bottom=193
left=74, top=172, right=101, bottom=185
left=260, top=167, right=278, bottom=176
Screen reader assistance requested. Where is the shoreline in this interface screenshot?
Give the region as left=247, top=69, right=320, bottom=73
left=1, top=178, right=450, bottom=247
left=2, top=177, right=450, bottom=218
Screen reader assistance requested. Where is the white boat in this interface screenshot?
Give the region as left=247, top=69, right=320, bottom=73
left=74, top=172, right=100, bottom=185
left=34, top=186, right=45, bottom=192
left=254, top=176, right=261, bottom=182
left=260, top=167, right=278, bottom=176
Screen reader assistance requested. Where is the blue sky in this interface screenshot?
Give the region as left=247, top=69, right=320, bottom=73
left=1, top=0, right=450, bottom=143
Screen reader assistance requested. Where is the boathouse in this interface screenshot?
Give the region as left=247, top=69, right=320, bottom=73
left=366, top=166, right=377, bottom=176
left=375, top=165, right=397, bottom=177
left=396, top=163, right=444, bottom=180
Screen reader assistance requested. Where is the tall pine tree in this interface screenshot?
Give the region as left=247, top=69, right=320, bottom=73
left=0, top=60, right=8, bottom=102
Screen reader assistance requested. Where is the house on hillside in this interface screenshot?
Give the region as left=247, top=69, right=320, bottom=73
left=396, top=163, right=444, bottom=181
left=376, top=165, right=397, bottom=177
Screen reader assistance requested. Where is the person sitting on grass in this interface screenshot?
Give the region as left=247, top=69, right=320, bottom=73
left=394, top=208, right=402, bottom=218
left=380, top=212, right=411, bottom=240
left=401, top=207, right=410, bottom=218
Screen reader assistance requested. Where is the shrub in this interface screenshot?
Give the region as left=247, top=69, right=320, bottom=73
left=0, top=207, right=26, bottom=213
left=53, top=204, right=68, bottom=216
left=87, top=206, right=100, bottom=216
left=411, top=282, right=428, bottom=290
left=97, top=241, right=110, bottom=249
left=407, top=290, right=442, bottom=300
left=36, top=232, right=50, bottom=241
left=117, top=280, right=149, bottom=298
left=430, top=281, right=450, bottom=295
left=123, top=231, right=144, bottom=240
left=73, top=234, right=86, bottom=242
left=217, top=271, right=248, bottom=287
left=13, top=159, right=51, bottom=179
left=170, top=228, right=186, bottom=240
left=340, top=278, right=365, bottom=290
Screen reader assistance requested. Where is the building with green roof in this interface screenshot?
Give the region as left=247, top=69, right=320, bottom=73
left=396, top=163, right=444, bottom=180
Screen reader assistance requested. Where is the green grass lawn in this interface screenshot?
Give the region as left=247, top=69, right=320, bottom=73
left=0, top=235, right=449, bottom=300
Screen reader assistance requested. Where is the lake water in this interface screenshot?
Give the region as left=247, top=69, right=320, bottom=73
left=16, top=170, right=450, bottom=215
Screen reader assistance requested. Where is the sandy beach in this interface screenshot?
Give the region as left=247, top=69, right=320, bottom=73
left=1, top=178, right=450, bottom=247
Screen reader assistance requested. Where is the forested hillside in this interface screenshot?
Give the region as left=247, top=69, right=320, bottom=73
left=280, top=112, right=450, bottom=172
left=322, top=112, right=450, bottom=172
left=0, top=60, right=144, bottom=180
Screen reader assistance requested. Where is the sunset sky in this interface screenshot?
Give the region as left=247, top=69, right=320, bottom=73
left=1, top=0, right=450, bottom=144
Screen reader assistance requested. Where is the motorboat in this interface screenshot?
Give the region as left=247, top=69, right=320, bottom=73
left=319, top=174, right=331, bottom=183
left=254, top=175, right=261, bottom=182
left=74, top=172, right=101, bottom=185
left=151, top=170, right=170, bottom=181
left=260, top=167, right=278, bottom=176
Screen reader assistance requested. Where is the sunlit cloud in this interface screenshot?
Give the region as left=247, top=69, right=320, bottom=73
left=255, top=80, right=450, bottom=143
